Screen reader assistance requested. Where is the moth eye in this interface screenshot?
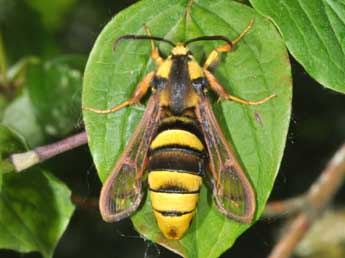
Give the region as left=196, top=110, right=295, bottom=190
left=152, top=76, right=167, bottom=90
left=192, top=77, right=207, bottom=91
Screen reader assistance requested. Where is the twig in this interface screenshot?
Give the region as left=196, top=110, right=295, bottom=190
left=266, top=143, right=345, bottom=258
left=71, top=193, right=98, bottom=211
left=10, top=131, right=88, bottom=172
left=268, top=213, right=310, bottom=258
left=307, top=144, right=345, bottom=209
left=263, top=195, right=306, bottom=218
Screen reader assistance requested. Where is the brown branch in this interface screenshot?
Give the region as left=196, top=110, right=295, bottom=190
left=263, top=195, right=306, bottom=218
left=268, top=213, right=310, bottom=258
left=266, top=143, right=345, bottom=258
left=71, top=194, right=98, bottom=211
left=307, top=144, right=345, bottom=209
left=10, top=131, right=88, bottom=172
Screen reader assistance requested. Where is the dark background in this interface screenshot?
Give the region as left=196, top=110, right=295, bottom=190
left=1, top=1, right=344, bottom=258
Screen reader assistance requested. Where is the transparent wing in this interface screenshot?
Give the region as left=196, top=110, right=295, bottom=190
left=195, top=96, right=255, bottom=223
left=99, top=94, right=161, bottom=222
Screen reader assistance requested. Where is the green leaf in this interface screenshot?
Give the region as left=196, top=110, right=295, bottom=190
left=2, top=55, right=85, bottom=147
left=0, top=33, right=8, bottom=84
left=2, top=90, right=45, bottom=147
left=82, top=0, right=291, bottom=257
left=27, top=55, right=85, bottom=137
left=0, top=125, right=27, bottom=190
left=0, top=170, right=75, bottom=258
left=0, top=94, right=8, bottom=120
left=250, top=0, right=345, bottom=93
left=0, top=124, right=75, bottom=258
left=7, top=56, right=39, bottom=83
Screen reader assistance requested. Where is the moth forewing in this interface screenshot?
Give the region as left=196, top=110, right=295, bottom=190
left=195, top=95, right=256, bottom=223
left=99, top=94, right=161, bottom=222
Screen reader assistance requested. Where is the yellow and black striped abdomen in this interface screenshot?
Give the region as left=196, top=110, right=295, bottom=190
left=148, top=118, right=206, bottom=240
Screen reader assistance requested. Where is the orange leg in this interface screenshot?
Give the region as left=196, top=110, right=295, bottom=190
left=144, top=24, right=164, bottom=66
left=82, top=72, right=155, bottom=114
left=203, top=19, right=254, bottom=70
left=204, top=69, right=276, bottom=106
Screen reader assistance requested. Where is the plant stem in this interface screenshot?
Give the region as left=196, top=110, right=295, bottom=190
left=71, top=193, right=98, bottom=211
left=263, top=195, right=306, bottom=218
left=10, top=131, right=88, bottom=172
left=268, top=213, right=310, bottom=258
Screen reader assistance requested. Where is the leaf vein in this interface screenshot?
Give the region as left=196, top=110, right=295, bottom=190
left=296, top=0, right=343, bottom=71
left=323, top=0, right=345, bottom=58
left=1, top=195, right=48, bottom=256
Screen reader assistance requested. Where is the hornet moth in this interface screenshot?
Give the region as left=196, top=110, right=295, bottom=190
left=83, top=19, right=276, bottom=240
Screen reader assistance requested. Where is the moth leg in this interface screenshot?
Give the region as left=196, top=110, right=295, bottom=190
left=144, top=24, right=164, bottom=66
left=82, top=71, right=155, bottom=114
left=204, top=69, right=276, bottom=105
left=203, top=19, right=254, bottom=70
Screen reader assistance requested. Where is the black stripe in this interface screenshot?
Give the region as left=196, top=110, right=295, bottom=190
left=150, top=143, right=204, bottom=157
left=157, top=117, right=204, bottom=140
left=154, top=209, right=195, bottom=217
left=149, top=168, right=203, bottom=175
left=152, top=76, right=168, bottom=90
left=150, top=143, right=201, bottom=152
left=149, top=187, right=200, bottom=194
left=150, top=146, right=205, bottom=158
left=149, top=148, right=205, bottom=175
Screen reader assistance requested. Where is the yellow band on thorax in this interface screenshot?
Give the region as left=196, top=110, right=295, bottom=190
left=188, top=60, right=204, bottom=80
left=156, top=59, right=172, bottom=78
